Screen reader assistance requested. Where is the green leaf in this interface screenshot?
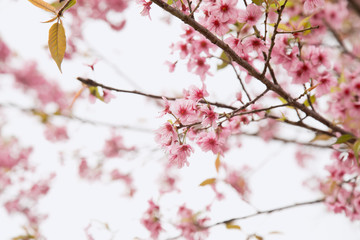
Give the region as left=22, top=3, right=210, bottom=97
left=48, top=22, right=66, bottom=72
left=225, top=222, right=241, bottom=230
left=167, top=0, right=173, bottom=4
left=28, top=0, right=57, bottom=13
left=303, top=95, right=316, bottom=107
left=217, top=51, right=230, bottom=70
left=57, top=0, right=76, bottom=15
left=88, top=86, right=104, bottom=102
left=334, top=134, right=356, bottom=144
left=353, top=139, right=360, bottom=165
left=251, top=0, right=264, bottom=6
left=199, top=178, right=216, bottom=186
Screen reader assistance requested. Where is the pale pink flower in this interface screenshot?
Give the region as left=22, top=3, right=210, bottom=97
left=141, top=200, right=163, bottom=239
left=200, top=105, right=218, bottom=128
left=78, top=158, right=102, bottom=180
left=243, top=36, right=267, bottom=56
left=316, top=71, right=336, bottom=96
left=155, top=122, right=177, bottom=148
left=186, top=84, right=209, bottom=102
left=187, top=56, right=211, bottom=81
left=176, top=205, right=210, bottom=240
left=238, top=4, right=263, bottom=27
left=103, top=89, right=116, bottom=103
left=225, top=168, right=251, bottom=198
left=158, top=97, right=171, bottom=117
left=0, top=38, right=10, bottom=62
left=44, top=125, right=69, bottom=142
left=289, top=60, right=313, bottom=84
left=224, top=35, right=244, bottom=55
left=165, top=60, right=177, bottom=73
left=136, top=0, right=152, bottom=19
left=103, top=134, right=134, bottom=158
left=304, top=0, right=324, bottom=14
left=168, top=143, right=194, bottom=168
left=208, top=0, right=239, bottom=23
left=196, top=131, right=224, bottom=155
left=206, top=16, right=230, bottom=36
left=171, top=99, right=198, bottom=124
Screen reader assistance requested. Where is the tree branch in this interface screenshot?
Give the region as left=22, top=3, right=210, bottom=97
left=149, top=0, right=352, bottom=137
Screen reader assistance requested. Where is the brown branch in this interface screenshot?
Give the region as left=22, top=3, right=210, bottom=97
left=206, top=198, right=324, bottom=229
left=76, top=77, right=237, bottom=110
left=149, top=0, right=352, bottom=137
left=242, top=132, right=333, bottom=149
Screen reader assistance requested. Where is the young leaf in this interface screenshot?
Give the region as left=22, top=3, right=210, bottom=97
left=225, top=222, right=241, bottom=230
left=48, top=22, right=66, bottom=72
left=88, top=86, right=104, bottom=102
left=334, top=134, right=356, bottom=144
left=57, top=0, right=76, bottom=16
left=215, top=153, right=221, bottom=173
left=199, top=178, right=216, bottom=186
left=28, top=0, right=57, bottom=13
left=310, top=133, right=332, bottom=142
left=303, top=95, right=316, bottom=107
left=217, top=51, right=230, bottom=70
left=353, top=139, right=360, bottom=165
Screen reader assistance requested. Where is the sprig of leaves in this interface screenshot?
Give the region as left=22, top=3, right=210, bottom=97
left=27, top=0, right=76, bottom=72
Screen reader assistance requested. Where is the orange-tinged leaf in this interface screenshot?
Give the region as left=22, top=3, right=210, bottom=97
left=42, top=15, right=58, bottom=23
left=310, top=133, right=332, bottom=142
left=254, top=235, right=263, bottom=240
left=215, top=153, right=221, bottom=173
left=48, top=22, right=66, bottom=72
left=28, top=0, right=56, bottom=13
left=199, top=178, right=216, bottom=186
left=225, top=222, right=241, bottom=230
left=57, top=0, right=76, bottom=16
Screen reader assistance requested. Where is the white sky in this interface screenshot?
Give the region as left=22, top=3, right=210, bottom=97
left=0, top=1, right=360, bottom=240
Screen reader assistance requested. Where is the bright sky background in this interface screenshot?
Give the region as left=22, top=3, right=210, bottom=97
left=0, top=1, right=360, bottom=240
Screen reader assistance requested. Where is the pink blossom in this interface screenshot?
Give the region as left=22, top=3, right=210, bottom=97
left=78, top=158, right=102, bottom=180
left=165, top=60, right=177, bottom=72
left=196, top=131, right=224, bottom=155
left=315, top=71, right=336, bottom=96
left=103, top=89, right=116, bottom=103
left=206, top=16, right=230, bottom=36
left=176, top=205, right=210, bottom=240
left=238, top=4, right=263, bottom=27
left=105, top=135, right=134, bottom=158
left=158, top=97, right=171, bottom=117
left=136, top=0, right=152, bottom=19
left=225, top=168, right=251, bottom=198
left=224, top=35, right=244, bottom=55
left=242, top=36, right=267, bottom=56
left=289, top=60, right=314, bottom=84
left=170, top=99, right=198, bottom=124
left=303, top=0, right=324, bottom=14
left=155, top=122, right=178, bottom=148
left=187, top=56, right=211, bottom=81
left=185, top=84, right=209, bottom=102
left=199, top=105, right=218, bottom=128
left=141, top=200, right=162, bottom=239
left=44, top=125, right=69, bottom=142
left=208, top=0, right=239, bottom=23
left=168, top=143, right=194, bottom=168
left=0, top=38, right=10, bottom=62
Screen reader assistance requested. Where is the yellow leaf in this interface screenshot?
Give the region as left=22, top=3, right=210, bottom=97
left=28, top=0, right=57, bottom=13
left=199, top=178, right=216, bottom=186
left=310, top=133, right=333, bottom=142
left=254, top=235, right=263, bottom=240
left=225, top=222, right=241, bottom=230
left=48, top=22, right=66, bottom=72
left=215, top=153, right=221, bottom=173
left=57, top=0, right=77, bottom=16
left=42, top=15, right=58, bottom=23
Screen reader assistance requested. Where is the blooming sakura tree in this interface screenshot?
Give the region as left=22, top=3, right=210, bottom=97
left=1, top=0, right=360, bottom=239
